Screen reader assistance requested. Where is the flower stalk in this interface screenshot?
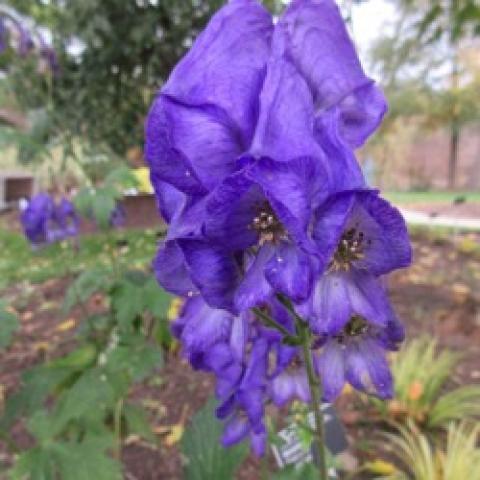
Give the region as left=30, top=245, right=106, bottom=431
left=299, top=319, right=328, bottom=480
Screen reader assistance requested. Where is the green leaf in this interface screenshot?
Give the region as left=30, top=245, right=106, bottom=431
left=63, top=268, right=112, bottom=313
left=142, top=277, right=173, bottom=318
left=51, top=369, right=116, bottom=433
left=0, top=301, right=19, bottom=349
left=181, top=398, right=248, bottom=480
left=10, top=435, right=122, bottom=480
left=272, top=463, right=321, bottom=480
left=92, top=190, right=117, bottom=229
left=105, top=335, right=163, bottom=383
left=104, top=166, right=139, bottom=192
left=10, top=446, right=57, bottom=480
left=123, top=403, right=156, bottom=443
left=52, top=436, right=122, bottom=480
left=111, top=279, right=144, bottom=328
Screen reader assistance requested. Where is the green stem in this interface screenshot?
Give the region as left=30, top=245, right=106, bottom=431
left=113, top=398, right=124, bottom=460
left=252, top=307, right=294, bottom=339
left=298, top=321, right=328, bottom=480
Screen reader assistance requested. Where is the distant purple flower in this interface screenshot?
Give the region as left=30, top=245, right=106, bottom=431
left=17, top=24, right=34, bottom=57
left=21, top=193, right=54, bottom=247
left=52, top=198, right=80, bottom=239
left=109, top=204, right=126, bottom=228
left=21, top=194, right=80, bottom=247
left=0, top=18, right=7, bottom=53
left=39, top=45, right=59, bottom=75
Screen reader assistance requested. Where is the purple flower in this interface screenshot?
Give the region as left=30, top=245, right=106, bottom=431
left=52, top=198, right=80, bottom=239
left=21, top=193, right=55, bottom=247
left=145, top=0, right=412, bottom=456
left=109, top=204, right=126, bottom=228
left=298, top=190, right=411, bottom=334
left=21, top=194, right=80, bottom=247
left=17, top=24, right=34, bottom=57
left=315, top=313, right=405, bottom=400
left=0, top=18, right=8, bottom=53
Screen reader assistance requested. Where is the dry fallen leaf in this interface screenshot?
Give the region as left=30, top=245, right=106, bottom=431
left=22, top=311, right=33, bottom=322
left=408, top=381, right=424, bottom=401
left=56, top=318, right=76, bottom=332
left=364, top=459, right=397, bottom=475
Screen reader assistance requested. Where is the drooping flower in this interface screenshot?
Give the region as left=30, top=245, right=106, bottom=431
left=52, top=198, right=80, bottom=239
left=145, top=0, right=412, bottom=457
left=298, top=190, right=412, bottom=334
left=0, top=17, right=7, bottom=53
left=315, top=313, right=405, bottom=400
left=20, top=193, right=55, bottom=247
left=20, top=194, right=80, bottom=247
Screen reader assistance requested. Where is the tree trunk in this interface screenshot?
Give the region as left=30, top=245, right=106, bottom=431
left=448, top=121, right=459, bottom=189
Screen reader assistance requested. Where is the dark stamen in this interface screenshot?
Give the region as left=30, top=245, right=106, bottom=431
left=250, top=202, right=286, bottom=245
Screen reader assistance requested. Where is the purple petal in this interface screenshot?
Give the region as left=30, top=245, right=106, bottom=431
left=314, top=111, right=365, bottom=191
left=271, top=374, right=296, bottom=406
left=147, top=96, right=241, bottom=192
left=312, top=191, right=356, bottom=267
left=222, top=415, right=250, bottom=447
left=265, top=242, right=317, bottom=303
left=294, top=371, right=311, bottom=403
left=316, top=342, right=346, bottom=401
left=153, top=241, right=195, bottom=296
left=249, top=53, right=324, bottom=163
left=351, top=191, right=412, bottom=275
left=345, top=338, right=393, bottom=398
left=335, top=83, right=387, bottom=148
left=230, top=313, right=249, bottom=363
left=179, top=296, right=232, bottom=353
left=205, top=172, right=260, bottom=251
left=246, top=156, right=329, bottom=241
left=151, top=180, right=186, bottom=223
left=250, top=428, right=267, bottom=457
left=299, top=273, right=351, bottom=334
left=235, top=246, right=274, bottom=311
left=278, top=0, right=386, bottom=146
left=145, top=96, right=207, bottom=196
left=178, top=240, right=240, bottom=311
left=163, top=0, right=273, bottom=146
left=346, top=270, right=392, bottom=327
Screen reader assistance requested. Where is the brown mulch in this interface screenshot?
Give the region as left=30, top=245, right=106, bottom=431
left=1, top=229, right=480, bottom=479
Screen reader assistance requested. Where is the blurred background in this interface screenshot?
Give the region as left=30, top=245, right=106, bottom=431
left=0, top=1, right=479, bottom=480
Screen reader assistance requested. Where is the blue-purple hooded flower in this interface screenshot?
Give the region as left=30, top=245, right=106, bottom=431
left=21, top=193, right=55, bottom=246
left=145, top=0, right=411, bottom=455
left=21, top=194, right=80, bottom=247
left=0, top=18, right=8, bottom=53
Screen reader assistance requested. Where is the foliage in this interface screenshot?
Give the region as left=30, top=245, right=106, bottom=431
left=181, top=398, right=248, bottom=480
left=1, top=218, right=173, bottom=477
left=3, top=0, right=282, bottom=164
left=0, top=300, right=19, bottom=349
left=74, top=166, right=138, bottom=228
left=0, top=225, right=160, bottom=289
left=376, top=422, right=480, bottom=480
left=371, top=337, right=480, bottom=429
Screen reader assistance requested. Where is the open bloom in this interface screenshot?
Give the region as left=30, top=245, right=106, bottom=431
left=299, top=189, right=411, bottom=334
left=146, top=0, right=387, bottom=308
left=145, top=0, right=411, bottom=455
left=315, top=313, right=405, bottom=400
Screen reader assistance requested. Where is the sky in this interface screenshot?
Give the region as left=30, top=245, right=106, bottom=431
left=351, top=0, right=396, bottom=76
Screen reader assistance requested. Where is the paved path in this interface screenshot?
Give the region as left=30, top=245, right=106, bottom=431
left=400, top=209, right=480, bottom=232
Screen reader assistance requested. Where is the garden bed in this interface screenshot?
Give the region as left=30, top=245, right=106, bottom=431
left=1, top=228, right=479, bottom=479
